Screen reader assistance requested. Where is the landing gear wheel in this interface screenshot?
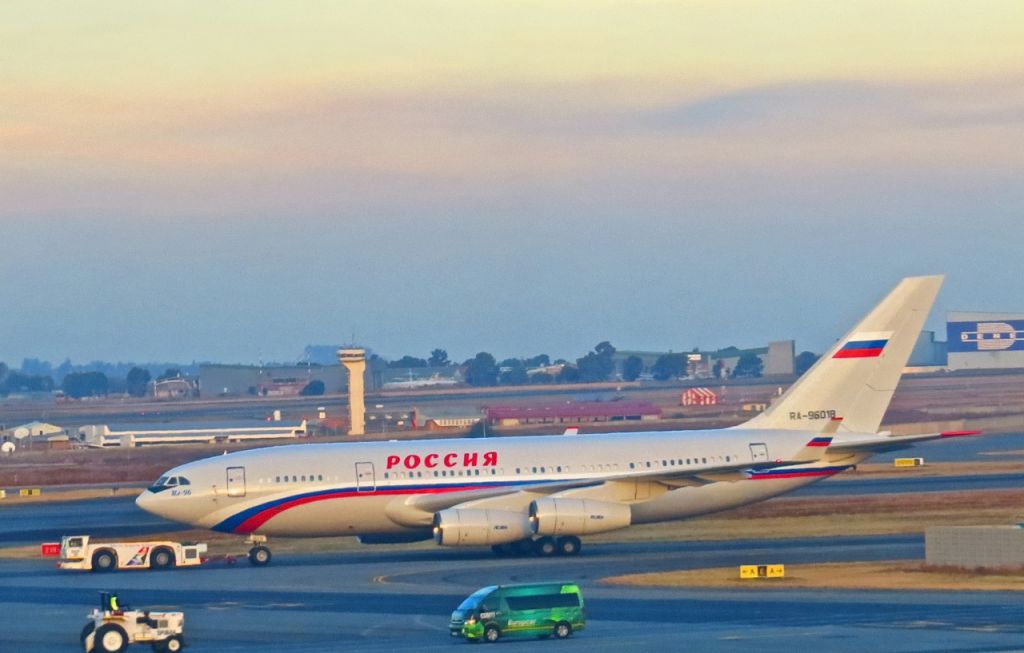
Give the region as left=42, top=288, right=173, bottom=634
left=491, top=543, right=512, bottom=556
left=91, top=549, right=117, bottom=572
left=510, top=539, right=535, bottom=557
left=556, top=536, right=581, bottom=556
left=554, top=621, right=572, bottom=639
left=95, top=624, right=128, bottom=653
left=248, top=545, right=272, bottom=566
left=535, top=536, right=557, bottom=557
left=484, top=625, right=501, bottom=643
left=151, top=547, right=176, bottom=570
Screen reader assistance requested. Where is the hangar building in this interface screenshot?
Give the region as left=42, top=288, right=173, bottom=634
left=200, top=364, right=347, bottom=397
left=947, top=312, right=1024, bottom=371
left=78, top=419, right=307, bottom=447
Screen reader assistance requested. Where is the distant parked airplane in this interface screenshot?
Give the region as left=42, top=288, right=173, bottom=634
left=138, top=276, right=977, bottom=564
left=382, top=372, right=459, bottom=390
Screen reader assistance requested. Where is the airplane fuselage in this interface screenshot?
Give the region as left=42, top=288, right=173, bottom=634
left=136, top=275, right=953, bottom=562
left=137, top=427, right=863, bottom=538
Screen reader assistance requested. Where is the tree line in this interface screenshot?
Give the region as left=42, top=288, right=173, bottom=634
left=0, top=346, right=821, bottom=397
left=0, top=362, right=188, bottom=399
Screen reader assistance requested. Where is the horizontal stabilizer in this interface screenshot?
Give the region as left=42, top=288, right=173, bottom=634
left=828, top=429, right=981, bottom=453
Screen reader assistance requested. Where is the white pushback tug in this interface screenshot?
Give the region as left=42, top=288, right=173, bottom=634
left=58, top=535, right=206, bottom=572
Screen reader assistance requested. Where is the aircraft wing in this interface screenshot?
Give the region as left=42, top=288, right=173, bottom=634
left=828, top=429, right=981, bottom=454
left=386, top=449, right=825, bottom=526
left=397, top=478, right=601, bottom=517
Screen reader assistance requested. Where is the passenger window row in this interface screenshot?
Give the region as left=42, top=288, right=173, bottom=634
left=383, top=468, right=498, bottom=480
left=629, top=454, right=736, bottom=470
left=267, top=474, right=324, bottom=484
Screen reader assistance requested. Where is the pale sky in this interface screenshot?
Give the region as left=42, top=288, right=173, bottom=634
left=2, top=2, right=1023, bottom=364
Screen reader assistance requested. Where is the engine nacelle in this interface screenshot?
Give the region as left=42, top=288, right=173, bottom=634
left=432, top=508, right=532, bottom=547
left=529, top=498, right=631, bottom=536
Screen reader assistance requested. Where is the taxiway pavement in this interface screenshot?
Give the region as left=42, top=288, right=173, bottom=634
left=2, top=537, right=1023, bottom=652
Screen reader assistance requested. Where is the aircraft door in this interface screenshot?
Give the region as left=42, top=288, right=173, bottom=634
left=749, top=443, right=769, bottom=463
left=226, top=466, right=246, bottom=497
left=355, top=462, right=375, bottom=492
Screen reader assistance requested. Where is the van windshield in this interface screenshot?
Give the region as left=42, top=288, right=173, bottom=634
left=457, top=586, right=496, bottom=611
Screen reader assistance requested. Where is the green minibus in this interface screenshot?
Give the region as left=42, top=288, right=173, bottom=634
left=449, top=582, right=585, bottom=643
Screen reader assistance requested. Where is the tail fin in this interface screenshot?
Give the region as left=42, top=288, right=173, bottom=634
left=743, top=275, right=943, bottom=434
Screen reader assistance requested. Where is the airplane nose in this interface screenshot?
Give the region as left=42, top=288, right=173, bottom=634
left=135, top=487, right=202, bottom=527
left=135, top=490, right=158, bottom=515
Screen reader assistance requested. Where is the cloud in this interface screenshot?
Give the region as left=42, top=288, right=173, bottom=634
left=3, top=74, right=1024, bottom=221
left=642, top=77, right=1024, bottom=132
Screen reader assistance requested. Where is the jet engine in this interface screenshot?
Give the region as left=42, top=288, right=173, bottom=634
left=529, top=497, right=631, bottom=536
left=432, top=508, right=532, bottom=546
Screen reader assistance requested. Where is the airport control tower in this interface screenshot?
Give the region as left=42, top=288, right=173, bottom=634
left=337, top=348, right=366, bottom=436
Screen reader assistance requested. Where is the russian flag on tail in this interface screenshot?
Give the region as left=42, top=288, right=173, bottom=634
left=833, top=331, right=892, bottom=359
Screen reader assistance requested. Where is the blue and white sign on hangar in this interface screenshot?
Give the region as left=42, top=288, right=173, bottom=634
left=947, top=312, right=1024, bottom=369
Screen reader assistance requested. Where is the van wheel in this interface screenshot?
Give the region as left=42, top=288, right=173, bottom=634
left=248, top=545, right=271, bottom=566
left=95, top=624, right=128, bottom=653
left=92, top=549, right=117, bottom=572
left=556, top=536, right=581, bottom=556
left=151, top=547, right=175, bottom=570
left=554, top=621, right=572, bottom=639
left=535, top=536, right=557, bottom=557
left=484, top=625, right=500, bottom=643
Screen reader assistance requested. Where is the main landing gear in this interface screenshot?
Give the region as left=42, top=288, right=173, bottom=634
left=491, top=536, right=582, bottom=558
left=246, top=534, right=272, bottom=566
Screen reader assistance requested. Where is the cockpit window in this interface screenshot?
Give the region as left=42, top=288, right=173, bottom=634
left=148, top=475, right=188, bottom=493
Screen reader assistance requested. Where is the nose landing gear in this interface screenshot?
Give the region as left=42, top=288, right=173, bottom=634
left=245, top=534, right=272, bottom=566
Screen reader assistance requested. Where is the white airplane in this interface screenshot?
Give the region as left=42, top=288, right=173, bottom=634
left=137, top=276, right=979, bottom=564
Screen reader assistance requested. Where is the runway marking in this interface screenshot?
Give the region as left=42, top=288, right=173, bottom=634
left=414, top=614, right=448, bottom=632
left=902, top=620, right=954, bottom=628
left=719, top=631, right=822, bottom=641
left=360, top=620, right=388, bottom=637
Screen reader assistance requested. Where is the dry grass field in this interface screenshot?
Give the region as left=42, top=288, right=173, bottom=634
left=604, top=561, right=1024, bottom=592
